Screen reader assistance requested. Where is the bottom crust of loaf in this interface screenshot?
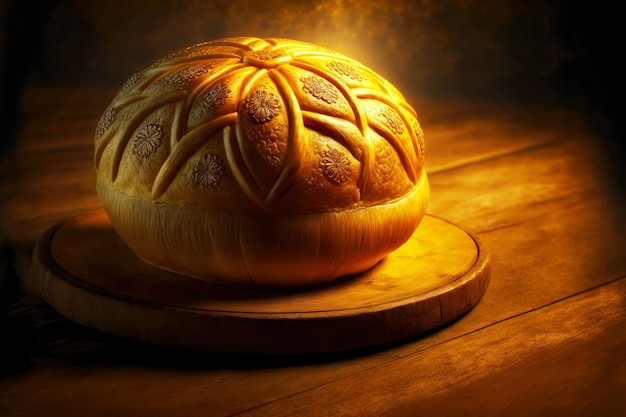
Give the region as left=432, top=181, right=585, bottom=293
left=97, top=173, right=429, bottom=287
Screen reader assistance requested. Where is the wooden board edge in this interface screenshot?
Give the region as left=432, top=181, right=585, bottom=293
left=32, top=216, right=491, bottom=354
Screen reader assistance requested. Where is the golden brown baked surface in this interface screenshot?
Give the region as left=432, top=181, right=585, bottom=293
left=95, top=37, right=426, bottom=213
left=94, top=37, right=429, bottom=286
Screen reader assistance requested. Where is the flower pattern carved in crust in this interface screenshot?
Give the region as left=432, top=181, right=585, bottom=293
left=301, top=76, right=339, bottom=104
left=300, top=76, right=338, bottom=104
left=133, top=123, right=163, bottom=158
left=327, top=61, right=364, bottom=81
left=121, top=72, right=142, bottom=90
left=200, top=82, right=231, bottom=111
left=245, top=90, right=282, bottom=123
left=96, top=107, right=116, bottom=138
left=166, top=63, right=213, bottom=87
left=193, top=154, right=223, bottom=187
left=413, top=123, right=426, bottom=159
left=320, top=148, right=351, bottom=183
left=380, top=107, right=404, bottom=135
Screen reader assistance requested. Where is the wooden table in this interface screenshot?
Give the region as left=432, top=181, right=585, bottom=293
left=1, top=86, right=624, bottom=416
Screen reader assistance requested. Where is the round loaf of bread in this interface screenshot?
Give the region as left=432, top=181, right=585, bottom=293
left=95, top=37, right=429, bottom=287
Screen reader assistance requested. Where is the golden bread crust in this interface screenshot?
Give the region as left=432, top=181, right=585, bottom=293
left=97, top=173, right=429, bottom=287
left=95, top=37, right=429, bottom=286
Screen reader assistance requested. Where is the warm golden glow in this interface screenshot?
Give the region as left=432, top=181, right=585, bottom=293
left=40, top=1, right=567, bottom=104
left=218, top=0, right=412, bottom=66
left=162, top=0, right=428, bottom=86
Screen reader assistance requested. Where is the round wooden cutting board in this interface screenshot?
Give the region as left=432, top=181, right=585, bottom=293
left=32, top=210, right=490, bottom=354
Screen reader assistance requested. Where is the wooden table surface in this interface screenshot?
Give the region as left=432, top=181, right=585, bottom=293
left=1, top=86, right=624, bottom=416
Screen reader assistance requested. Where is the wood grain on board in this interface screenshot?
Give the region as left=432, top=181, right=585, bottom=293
left=32, top=211, right=490, bottom=354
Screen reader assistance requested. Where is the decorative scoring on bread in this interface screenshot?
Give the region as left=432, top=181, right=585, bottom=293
left=192, top=154, right=224, bottom=187
left=413, top=122, right=426, bottom=160
left=133, top=123, right=163, bottom=158
left=245, top=90, right=283, bottom=123
left=121, top=72, right=142, bottom=91
left=199, top=82, right=231, bottom=111
left=94, top=37, right=430, bottom=286
left=96, top=107, right=116, bottom=139
left=320, top=148, right=352, bottom=184
left=165, top=63, right=214, bottom=87
left=300, top=76, right=339, bottom=104
left=327, top=61, right=365, bottom=82
left=95, top=37, right=426, bottom=213
left=380, top=107, right=404, bottom=135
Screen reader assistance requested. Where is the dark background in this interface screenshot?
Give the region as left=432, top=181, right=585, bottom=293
left=0, top=0, right=623, bottom=191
